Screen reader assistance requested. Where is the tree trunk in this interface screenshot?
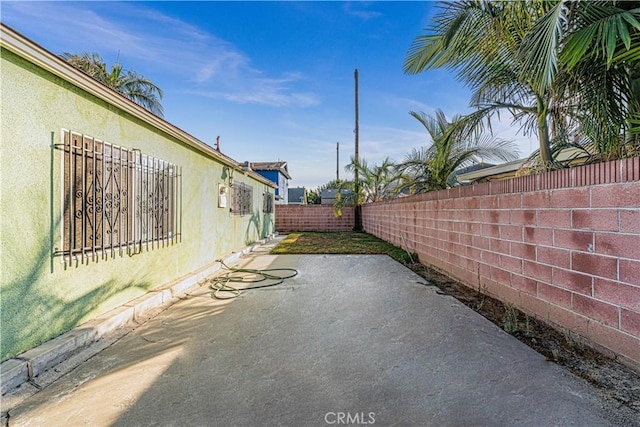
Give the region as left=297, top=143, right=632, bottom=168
left=536, top=97, right=553, bottom=165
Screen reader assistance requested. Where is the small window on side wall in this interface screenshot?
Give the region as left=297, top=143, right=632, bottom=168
left=231, top=182, right=252, bottom=215
left=263, top=192, right=274, bottom=213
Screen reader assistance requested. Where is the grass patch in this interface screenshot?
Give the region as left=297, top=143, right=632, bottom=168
left=271, top=232, right=416, bottom=264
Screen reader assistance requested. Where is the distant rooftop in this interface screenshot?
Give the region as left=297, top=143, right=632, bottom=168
left=320, top=188, right=353, bottom=197
left=248, top=161, right=292, bottom=179
left=457, top=148, right=590, bottom=183
left=288, top=187, right=306, bottom=204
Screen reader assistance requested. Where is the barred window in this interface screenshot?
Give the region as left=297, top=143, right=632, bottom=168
left=232, top=182, right=252, bottom=215
left=57, top=129, right=181, bottom=259
left=263, top=192, right=274, bottom=213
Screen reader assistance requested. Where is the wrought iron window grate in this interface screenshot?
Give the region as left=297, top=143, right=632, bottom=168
left=56, top=129, right=182, bottom=260
left=231, top=182, right=252, bottom=215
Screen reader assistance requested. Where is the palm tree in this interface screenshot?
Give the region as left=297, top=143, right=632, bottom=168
left=61, top=52, right=164, bottom=117
left=404, top=1, right=640, bottom=165
left=305, top=188, right=321, bottom=204
left=398, top=109, right=519, bottom=192
left=344, top=157, right=404, bottom=203
left=521, top=0, right=640, bottom=159
left=325, top=158, right=404, bottom=217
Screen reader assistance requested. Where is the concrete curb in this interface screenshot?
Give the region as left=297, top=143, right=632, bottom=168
left=0, top=235, right=278, bottom=396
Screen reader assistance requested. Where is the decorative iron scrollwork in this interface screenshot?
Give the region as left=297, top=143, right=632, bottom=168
left=59, top=129, right=181, bottom=259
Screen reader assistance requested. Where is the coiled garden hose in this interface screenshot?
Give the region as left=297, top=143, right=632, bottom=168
left=209, top=261, right=298, bottom=299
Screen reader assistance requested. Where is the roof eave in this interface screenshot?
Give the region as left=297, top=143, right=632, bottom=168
left=0, top=23, right=275, bottom=189
left=457, top=159, right=526, bottom=181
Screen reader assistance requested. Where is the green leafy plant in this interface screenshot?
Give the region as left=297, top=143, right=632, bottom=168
left=61, top=52, right=164, bottom=117
left=404, top=0, right=640, bottom=163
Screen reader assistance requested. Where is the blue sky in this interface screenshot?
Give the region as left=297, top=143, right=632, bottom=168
left=2, top=1, right=535, bottom=189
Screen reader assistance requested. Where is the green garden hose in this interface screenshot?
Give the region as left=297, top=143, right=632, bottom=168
left=209, top=261, right=298, bottom=299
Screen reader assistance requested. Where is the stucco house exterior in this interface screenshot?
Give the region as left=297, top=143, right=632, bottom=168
left=0, top=24, right=276, bottom=363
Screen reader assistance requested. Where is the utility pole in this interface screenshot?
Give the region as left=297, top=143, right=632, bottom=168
left=354, top=68, right=361, bottom=231
left=336, top=142, right=340, bottom=182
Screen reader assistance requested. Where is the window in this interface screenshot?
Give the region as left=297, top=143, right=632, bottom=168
left=231, top=182, right=252, bottom=215
left=263, top=192, right=274, bottom=213
left=57, top=129, right=181, bottom=259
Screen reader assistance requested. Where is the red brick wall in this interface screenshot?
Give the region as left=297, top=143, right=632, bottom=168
left=362, top=157, right=640, bottom=367
left=275, top=205, right=355, bottom=232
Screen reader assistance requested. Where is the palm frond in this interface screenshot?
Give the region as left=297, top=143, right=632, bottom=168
left=61, top=52, right=165, bottom=117
left=562, top=4, right=640, bottom=68
left=518, top=1, right=567, bottom=92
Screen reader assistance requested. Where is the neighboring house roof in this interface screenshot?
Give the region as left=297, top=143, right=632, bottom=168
left=455, top=163, right=496, bottom=176
left=457, top=159, right=527, bottom=182
left=320, top=188, right=353, bottom=205
left=249, top=161, right=292, bottom=180
left=288, top=187, right=306, bottom=204
left=457, top=148, right=590, bottom=183
left=320, top=188, right=352, bottom=198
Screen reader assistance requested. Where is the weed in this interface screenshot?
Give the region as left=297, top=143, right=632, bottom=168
left=523, top=314, right=532, bottom=337
left=500, top=303, right=535, bottom=337
left=475, top=284, right=488, bottom=311
left=563, top=329, right=585, bottom=353
left=502, top=303, right=520, bottom=333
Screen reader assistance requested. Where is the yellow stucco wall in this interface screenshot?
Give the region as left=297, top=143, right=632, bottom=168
left=0, top=49, right=274, bottom=361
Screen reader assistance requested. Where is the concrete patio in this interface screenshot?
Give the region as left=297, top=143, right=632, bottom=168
left=3, top=239, right=625, bottom=426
